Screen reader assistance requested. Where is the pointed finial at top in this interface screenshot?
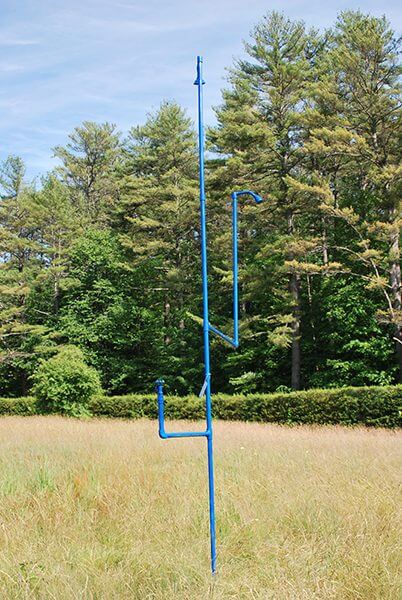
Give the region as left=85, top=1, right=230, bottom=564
left=194, top=55, right=205, bottom=86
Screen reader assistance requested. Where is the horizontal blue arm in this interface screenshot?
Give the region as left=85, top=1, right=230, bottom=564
left=156, top=379, right=209, bottom=439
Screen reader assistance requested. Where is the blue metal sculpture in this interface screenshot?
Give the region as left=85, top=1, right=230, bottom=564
left=155, top=56, right=262, bottom=574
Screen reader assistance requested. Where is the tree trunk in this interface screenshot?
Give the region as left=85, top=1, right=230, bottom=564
left=21, top=371, right=28, bottom=396
left=322, top=217, right=329, bottom=268
left=287, top=211, right=302, bottom=390
left=290, top=272, right=301, bottom=390
left=163, top=297, right=171, bottom=345
left=394, top=323, right=402, bottom=383
left=54, top=279, right=60, bottom=314
left=389, top=222, right=402, bottom=382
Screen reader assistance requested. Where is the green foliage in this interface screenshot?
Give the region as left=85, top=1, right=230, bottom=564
left=302, top=276, right=397, bottom=388
left=229, top=371, right=259, bottom=394
left=54, top=121, right=121, bottom=224
left=118, top=101, right=203, bottom=394
left=88, top=385, right=402, bottom=428
left=1, top=385, right=400, bottom=427
left=0, top=11, right=400, bottom=398
left=32, top=346, right=103, bottom=417
left=57, top=228, right=163, bottom=393
left=0, top=397, right=36, bottom=416
left=0, top=158, right=51, bottom=394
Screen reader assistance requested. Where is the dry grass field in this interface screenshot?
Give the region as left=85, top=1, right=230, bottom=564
left=0, top=417, right=400, bottom=599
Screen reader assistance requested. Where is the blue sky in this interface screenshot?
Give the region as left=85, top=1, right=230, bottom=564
left=1, top=0, right=401, bottom=180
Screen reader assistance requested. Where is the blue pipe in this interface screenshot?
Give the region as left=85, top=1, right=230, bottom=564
left=209, top=190, right=263, bottom=349
left=156, top=379, right=209, bottom=438
left=195, top=55, right=217, bottom=575
left=155, top=56, right=262, bottom=575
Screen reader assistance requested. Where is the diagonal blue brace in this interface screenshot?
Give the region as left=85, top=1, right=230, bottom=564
left=155, top=56, right=263, bottom=575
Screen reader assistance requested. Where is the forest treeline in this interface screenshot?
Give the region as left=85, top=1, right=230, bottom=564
left=0, top=10, right=401, bottom=396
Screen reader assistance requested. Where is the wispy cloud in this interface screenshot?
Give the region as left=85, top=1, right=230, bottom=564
left=1, top=0, right=401, bottom=179
left=0, top=36, right=39, bottom=46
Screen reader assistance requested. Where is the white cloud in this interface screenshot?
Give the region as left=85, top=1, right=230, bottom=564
left=1, top=0, right=400, bottom=178
left=0, top=36, right=39, bottom=46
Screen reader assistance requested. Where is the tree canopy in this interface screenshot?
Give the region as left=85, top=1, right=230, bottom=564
left=0, top=11, right=400, bottom=396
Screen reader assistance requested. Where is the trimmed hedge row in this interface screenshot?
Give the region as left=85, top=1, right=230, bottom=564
left=89, top=385, right=402, bottom=428
left=0, top=385, right=401, bottom=427
left=0, top=397, right=36, bottom=416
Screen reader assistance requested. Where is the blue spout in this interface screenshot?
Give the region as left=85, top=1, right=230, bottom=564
left=232, top=189, right=263, bottom=203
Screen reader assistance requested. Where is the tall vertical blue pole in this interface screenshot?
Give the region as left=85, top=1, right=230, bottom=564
left=155, top=56, right=262, bottom=575
left=194, top=55, right=216, bottom=575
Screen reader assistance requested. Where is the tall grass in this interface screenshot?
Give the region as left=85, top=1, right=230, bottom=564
left=0, top=417, right=400, bottom=598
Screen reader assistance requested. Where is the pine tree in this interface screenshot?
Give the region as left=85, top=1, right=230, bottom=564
left=118, top=102, right=201, bottom=392
left=54, top=121, right=122, bottom=224
left=0, top=11, right=399, bottom=395
left=30, top=175, right=82, bottom=317
left=304, top=12, right=402, bottom=380
left=0, top=157, right=46, bottom=394
left=211, top=12, right=329, bottom=389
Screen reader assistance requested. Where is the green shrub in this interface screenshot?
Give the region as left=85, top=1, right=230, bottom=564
left=0, top=397, right=36, bottom=416
left=32, top=346, right=103, bottom=417
left=89, top=385, right=402, bottom=428
left=1, top=384, right=401, bottom=427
